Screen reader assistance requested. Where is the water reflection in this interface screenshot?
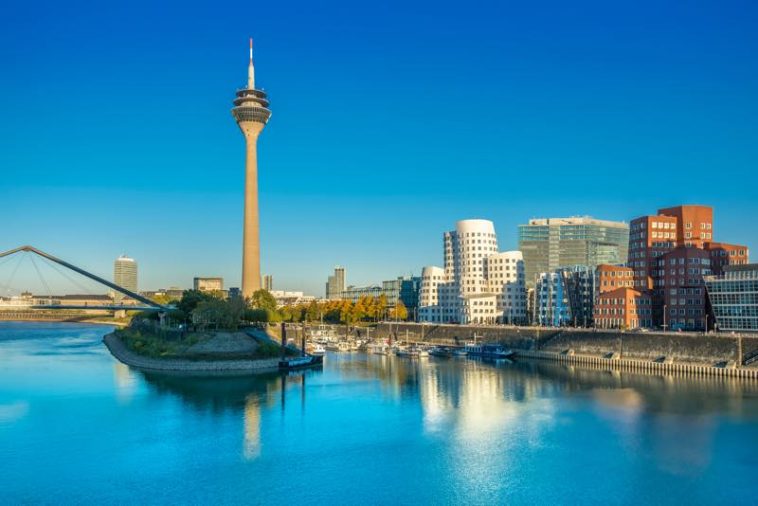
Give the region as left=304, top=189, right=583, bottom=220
left=112, top=362, right=138, bottom=403
left=5, top=323, right=758, bottom=503
left=138, top=369, right=314, bottom=461
left=136, top=353, right=758, bottom=476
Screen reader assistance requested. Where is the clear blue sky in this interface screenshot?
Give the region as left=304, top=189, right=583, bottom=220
left=2, top=0, right=757, bottom=296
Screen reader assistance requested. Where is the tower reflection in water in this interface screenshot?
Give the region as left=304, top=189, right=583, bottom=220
left=138, top=369, right=312, bottom=461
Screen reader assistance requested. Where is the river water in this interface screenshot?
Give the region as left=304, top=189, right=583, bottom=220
left=1, top=322, right=757, bottom=504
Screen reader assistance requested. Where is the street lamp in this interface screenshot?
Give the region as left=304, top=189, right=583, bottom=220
left=663, top=303, right=667, bottom=332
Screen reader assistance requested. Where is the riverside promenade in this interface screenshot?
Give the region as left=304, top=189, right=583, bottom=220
left=103, top=333, right=280, bottom=375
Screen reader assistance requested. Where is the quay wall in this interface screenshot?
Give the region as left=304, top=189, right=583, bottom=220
left=103, top=333, right=279, bottom=375
left=371, top=323, right=758, bottom=367
left=517, top=350, right=758, bottom=380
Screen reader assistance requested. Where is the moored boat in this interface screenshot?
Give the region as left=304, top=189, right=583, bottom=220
left=368, top=342, right=390, bottom=355
left=428, top=346, right=452, bottom=358
left=278, top=355, right=324, bottom=370
left=396, top=346, right=428, bottom=358
left=464, top=343, right=514, bottom=359
left=309, top=344, right=326, bottom=357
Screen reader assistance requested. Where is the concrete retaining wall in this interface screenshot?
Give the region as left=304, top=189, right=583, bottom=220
left=372, top=323, right=758, bottom=367
left=103, top=333, right=279, bottom=375
left=518, top=350, right=758, bottom=380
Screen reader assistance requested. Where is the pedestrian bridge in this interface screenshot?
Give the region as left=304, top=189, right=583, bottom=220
left=0, top=245, right=169, bottom=312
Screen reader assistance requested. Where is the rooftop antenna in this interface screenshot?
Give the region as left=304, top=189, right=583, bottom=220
left=248, top=37, right=255, bottom=89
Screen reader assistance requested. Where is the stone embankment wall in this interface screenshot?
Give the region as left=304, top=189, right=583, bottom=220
left=103, top=333, right=279, bottom=375
left=371, top=323, right=758, bottom=367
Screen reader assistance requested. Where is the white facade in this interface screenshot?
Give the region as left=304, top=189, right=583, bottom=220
left=270, top=290, right=315, bottom=307
left=419, top=219, right=526, bottom=324
left=486, top=251, right=527, bottom=324
left=113, top=255, right=138, bottom=302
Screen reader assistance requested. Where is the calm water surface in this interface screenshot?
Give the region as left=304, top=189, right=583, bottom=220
left=1, top=322, right=757, bottom=505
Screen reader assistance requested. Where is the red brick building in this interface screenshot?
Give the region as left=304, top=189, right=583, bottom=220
left=627, top=205, right=749, bottom=330
left=659, top=247, right=710, bottom=330
left=596, top=265, right=635, bottom=293
left=594, top=287, right=652, bottom=329
left=657, top=205, right=714, bottom=248
left=704, top=242, right=749, bottom=275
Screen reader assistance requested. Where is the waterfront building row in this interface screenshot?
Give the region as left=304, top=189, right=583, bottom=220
left=415, top=204, right=753, bottom=332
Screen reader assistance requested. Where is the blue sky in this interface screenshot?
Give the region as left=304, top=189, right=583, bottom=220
left=2, top=0, right=757, bottom=296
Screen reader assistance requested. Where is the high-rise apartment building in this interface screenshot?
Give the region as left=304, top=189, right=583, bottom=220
left=628, top=204, right=748, bottom=330
left=113, top=255, right=138, bottom=302
left=419, top=219, right=526, bottom=324
left=326, top=266, right=346, bottom=300
left=263, top=275, right=273, bottom=291
left=518, top=217, right=629, bottom=289
left=232, top=39, right=271, bottom=298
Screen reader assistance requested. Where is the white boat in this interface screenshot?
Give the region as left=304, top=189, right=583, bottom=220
left=325, top=342, right=350, bottom=352
left=368, top=342, right=389, bottom=355
left=309, top=344, right=326, bottom=357
left=396, top=346, right=428, bottom=358
left=394, top=346, right=409, bottom=357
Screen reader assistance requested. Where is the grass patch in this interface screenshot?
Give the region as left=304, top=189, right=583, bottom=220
left=115, top=328, right=298, bottom=361
left=116, top=328, right=184, bottom=358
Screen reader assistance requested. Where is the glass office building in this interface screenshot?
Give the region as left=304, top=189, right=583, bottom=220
left=704, top=264, right=758, bottom=332
left=518, top=217, right=629, bottom=288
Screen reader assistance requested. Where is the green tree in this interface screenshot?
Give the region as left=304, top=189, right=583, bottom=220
left=305, top=301, right=320, bottom=322
left=177, top=290, right=215, bottom=316
left=250, top=289, right=277, bottom=312
left=150, top=293, right=176, bottom=306
left=192, top=298, right=227, bottom=330
left=191, top=296, right=248, bottom=330
left=244, top=308, right=269, bottom=322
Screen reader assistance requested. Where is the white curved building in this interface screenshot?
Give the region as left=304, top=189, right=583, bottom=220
left=419, top=219, right=526, bottom=324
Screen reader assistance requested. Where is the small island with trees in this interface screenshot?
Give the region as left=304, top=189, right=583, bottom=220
left=104, top=288, right=408, bottom=374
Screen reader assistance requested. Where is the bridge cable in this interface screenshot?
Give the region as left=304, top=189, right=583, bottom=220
left=29, top=254, right=53, bottom=300
left=0, top=253, right=26, bottom=297
left=0, top=253, right=21, bottom=269
left=36, top=254, right=97, bottom=296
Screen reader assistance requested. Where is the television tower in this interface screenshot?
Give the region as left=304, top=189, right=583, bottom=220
left=232, top=38, right=271, bottom=298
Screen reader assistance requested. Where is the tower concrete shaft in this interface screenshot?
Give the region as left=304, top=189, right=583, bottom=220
left=232, top=38, right=271, bottom=298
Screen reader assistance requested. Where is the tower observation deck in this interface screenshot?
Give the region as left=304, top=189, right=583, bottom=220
left=232, top=38, right=271, bottom=298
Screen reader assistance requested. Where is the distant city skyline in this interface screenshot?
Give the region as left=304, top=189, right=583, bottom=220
left=3, top=0, right=758, bottom=296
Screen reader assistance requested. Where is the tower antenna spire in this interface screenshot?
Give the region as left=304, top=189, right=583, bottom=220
left=248, top=37, right=255, bottom=89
